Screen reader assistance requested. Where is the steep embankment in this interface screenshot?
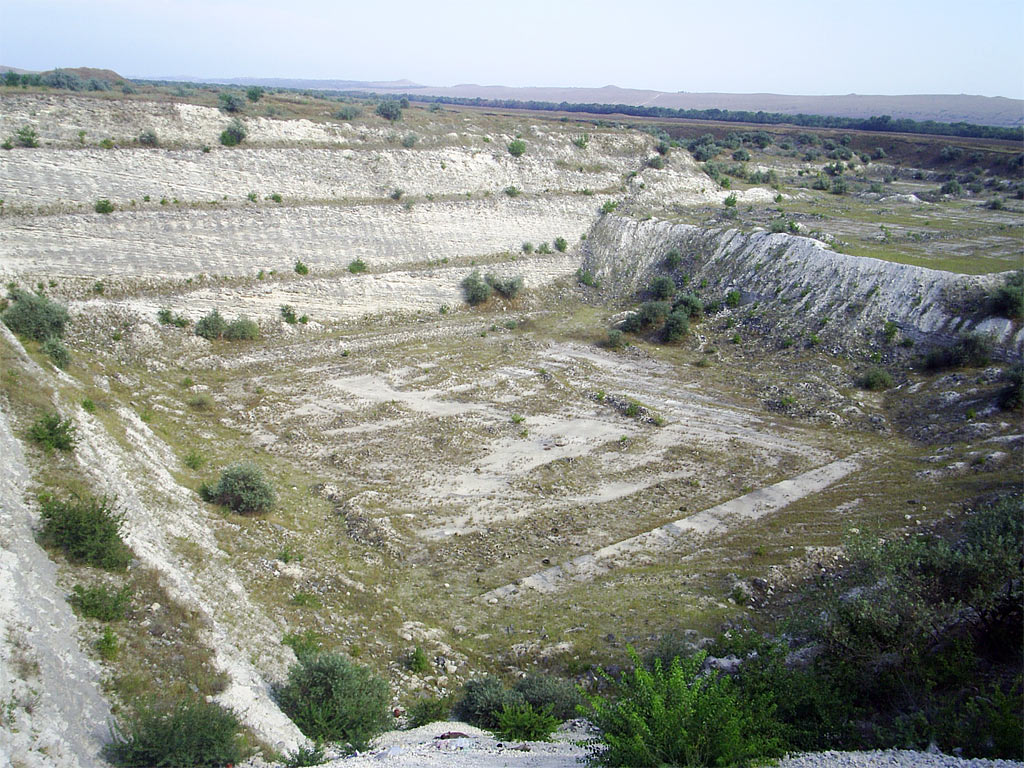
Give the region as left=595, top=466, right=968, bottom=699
left=581, top=215, right=1023, bottom=356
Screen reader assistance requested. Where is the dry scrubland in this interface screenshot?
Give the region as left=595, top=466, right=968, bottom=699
left=0, top=88, right=1021, bottom=766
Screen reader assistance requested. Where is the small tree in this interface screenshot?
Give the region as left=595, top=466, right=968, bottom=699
left=95, top=199, right=115, bottom=214
left=723, top=193, right=737, bottom=208
left=219, top=118, right=247, bottom=147
left=195, top=310, right=228, bottom=340
left=15, top=125, right=39, bottom=147
left=201, top=462, right=275, bottom=515
left=2, top=289, right=70, bottom=341
left=246, top=86, right=264, bottom=102
left=507, top=139, right=527, bottom=157
left=376, top=101, right=402, bottom=121
left=218, top=92, right=244, bottom=112
left=554, top=237, right=568, bottom=252
left=461, top=270, right=493, bottom=305
left=649, top=276, right=676, bottom=300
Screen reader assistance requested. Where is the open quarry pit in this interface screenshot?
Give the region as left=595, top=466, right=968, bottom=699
left=1, top=90, right=1021, bottom=766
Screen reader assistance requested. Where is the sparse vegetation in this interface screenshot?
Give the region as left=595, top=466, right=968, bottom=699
left=507, top=139, right=527, bottom=157
left=219, top=118, right=247, bottom=146
left=38, top=494, right=131, bottom=570
left=70, top=584, right=132, bottom=621
left=856, top=366, right=893, bottom=390
left=29, top=412, right=76, bottom=452
left=200, top=462, right=275, bottom=515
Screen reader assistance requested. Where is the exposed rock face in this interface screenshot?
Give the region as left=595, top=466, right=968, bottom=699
left=581, top=215, right=1023, bottom=357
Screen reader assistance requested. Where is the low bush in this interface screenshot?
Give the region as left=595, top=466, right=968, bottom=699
left=280, top=305, right=297, bottom=324
left=376, top=101, right=402, bottom=121
left=554, top=237, right=568, bottom=252
left=486, top=273, right=524, bottom=300
left=856, top=367, right=893, bottom=391
left=41, top=337, right=70, bottom=369
left=1001, top=365, right=1023, bottom=410
left=94, top=199, right=115, bottom=214
left=409, top=645, right=430, bottom=673
left=601, top=200, right=619, bottom=214
left=195, top=310, right=228, bottom=340
left=663, top=311, right=690, bottom=343
left=648, top=276, right=676, bottom=300
left=29, top=411, right=76, bottom=452
left=646, top=155, right=666, bottom=170
left=2, top=289, right=70, bottom=341
left=201, top=462, right=275, bottom=515
left=104, top=697, right=244, bottom=768
left=70, top=583, right=131, bottom=621
left=334, top=105, right=361, bottom=120
left=276, top=652, right=393, bottom=749
left=38, top=494, right=131, bottom=570
left=348, top=258, right=367, bottom=274
left=923, top=333, right=992, bottom=371
left=461, top=270, right=493, bottom=305
left=606, top=328, right=624, bottom=349
left=219, top=118, right=247, bottom=146
left=583, top=648, right=781, bottom=767
left=218, top=92, right=244, bottom=112
left=407, top=695, right=453, bottom=728
left=15, top=125, right=39, bottom=147
left=453, top=676, right=524, bottom=729
left=283, top=744, right=326, bottom=768
left=223, top=316, right=259, bottom=341
left=672, top=293, right=703, bottom=319
left=246, top=86, right=264, bottom=102
left=990, top=271, right=1023, bottom=319
left=496, top=703, right=560, bottom=742
left=663, top=250, right=682, bottom=270
left=621, top=301, right=670, bottom=333
left=513, top=673, right=584, bottom=721
left=725, top=290, right=741, bottom=308
left=507, top=139, right=527, bottom=157
left=137, top=129, right=158, bottom=147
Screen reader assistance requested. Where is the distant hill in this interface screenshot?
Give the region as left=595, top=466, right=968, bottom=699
left=0, top=65, right=126, bottom=83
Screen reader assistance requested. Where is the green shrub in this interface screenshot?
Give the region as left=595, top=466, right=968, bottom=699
left=283, top=743, right=326, bottom=767
left=606, top=328, right=625, bottom=349
left=184, top=449, right=205, bottom=470
left=646, top=155, right=666, bottom=170
left=990, top=271, right=1023, bottom=319
left=601, top=200, right=619, bottom=214
left=294, top=260, right=309, bottom=275
left=725, top=289, right=741, bottom=308
left=461, top=270, right=493, bottom=305
left=218, top=92, right=244, bottom=112
left=663, top=311, right=690, bottom=343
left=554, top=237, right=568, bottom=252
left=407, top=695, right=453, bottom=728
left=219, top=118, right=247, bottom=146
left=732, top=148, right=751, bottom=162
left=188, top=393, right=214, bottom=411
left=223, top=316, right=259, bottom=341
left=409, top=645, right=430, bottom=673
left=93, top=197, right=115, bottom=214
left=1001, top=365, right=1023, bottom=410
left=201, top=462, right=275, bottom=515
left=583, top=648, right=781, bottom=767
left=621, top=301, right=671, bottom=333
left=38, top=494, right=130, bottom=570
left=15, top=125, right=39, bottom=147
left=348, top=258, right=367, bottom=274
left=513, top=674, right=584, bottom=721
left=495, top=703, right=559, bottom=741
left=283, top=630, right=324, bottom=662
left=573, top=133, right=590, bottom=149
left=280, top=305, right=297, bottom=324
left=96, top=626, right=118, bottom=660
left=41, top=337, right=70, bottom=369
left=507, top=139, right=527, bottom=157
left=195, top=310, right=228, bottom=340
left=269, top=192, right=283, bottom=203
left=276, top=652, right=393, bottom=749
left=246, top=86, right=264, bottom=102
left=522, top=242, right=534, bottom=254
left=672, top=293, right=703, bottom=319
left=401, top=133, right=418, bottom=148
left=577, top=269, right=598, bottom=288
left=334, top=105, right=361, bottom=120
left=453, top=676, right=524, bottom=729
left=924, top=333, right=992, bottom=371
left=376, top=101, right=402, bottom=121
left=104, top=697, right=244, bottom=768
left=649, top=276, right=676, bottom=300
left=857, top=367, right=893, bottom=390
left=486, top=273, right=524, bottom=300
left=663, top=250, right=682, bottom=270
left=70, top=584, right=131, bottom=621
left=2, top=289, right=70, bottom=341
left=29, top=411, right=76, bottom=452
left=137, top=129, right=158, bottom=147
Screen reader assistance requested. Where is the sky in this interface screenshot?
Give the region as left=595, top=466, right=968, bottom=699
left=1, top=0, right=1022, bottom=98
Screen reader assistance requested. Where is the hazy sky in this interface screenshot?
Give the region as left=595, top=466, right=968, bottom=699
left=2, top=0, right=1023, bottom=98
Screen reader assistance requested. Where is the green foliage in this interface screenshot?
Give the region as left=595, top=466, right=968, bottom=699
left=554, top=237, right=568, bottom=252
left=28, top=412, right=76, bottom=452
left=104, top=697, right=244, bottom=768
left=732, top=148, right=751, bottom=162
left=990, top=271, right=1023, bottom=319
left=41, top=337, right=70, bottom=369
left=276, top=652, right=393, bottom=749
left=883, top=320, right=899, bottom=342
left=223, top=316, right=259, bottom=341
left=376, top=101, right=402, bottom=121
left=280, top=305, right=297, bottom=324
left=496, top=703, right=560, bottom=742
left=856, top=367, right=893, bottom=391
left=390, top=188, right=404, bottom=201
left=461, top=270, right=493, bottom=305
left=663, top=250, right=682, bottom=270
left=583, top=648, right=781, bottom=767
left=646, top=155, right=666, bottom=170
left=572, top=134, right=590, bottom=149
left=1001, top=365, right=1023, bottom=410
left=283, top=630, right=323, bottom=662
left=723, top=193, right=737, bottom=207
left=294, top=260, right=309, bottom=275
left=504, top=185, right=521, bottom=197
left=283, top=743, right=326, bottom=767
left=601, top=200, right=619, bottom=214
left=513, top=673, right=584, bottom=721
left=725, top=289, right=741, bottom=308
left=195, top=310, right=228, bottom=340
left=334, top=105, right=361, bottom=120
left=137, top=129, right=158, bottom=147
left=407, top=695, right=453, bottom=728
left=201, top=462, right=275, bottom=515
left=923, top=333, right=992, bottom=371
left=70, top=583, right=131, bottom=621
left=245, top=86, right=264, bottom=102
left=94, top=198, right=115, bottom=214
left=348, top=258, right=367, bottom=274
left=218, top=92, right=244, bottom=112
left=38, top=494, right=131, bottom=570
left=940, top=179, right=962, bottom=196
left=15, top=125, right=39, bottom=147
left=2, top=289, right=70, bottom=341
left=537, top=242, right=552, bottom=254
left=621, top=302, right=671, bottom=333
left=401, top=133, right=418, bottom=148
left=453, top=676, right=524, bottom=729
left=606, top=329, right=624, bottom=349
left=409, top=645, right=430, bottom=673
left=663, top=311, right=690, bottom=343
left=269, top=192, right=283, bottom=203
left=219, top=118, right=247, bottom=146
left=82, top=398, right=96, bottom=413
left=648, top=276, right=676, bottom=300
left=831, top=177, right=848, bottom=195
left=486, top=273, right=524, bottom=300
left=507, top=139, right=527, bottom=157
left=96, top=626, right=118, bottom=660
